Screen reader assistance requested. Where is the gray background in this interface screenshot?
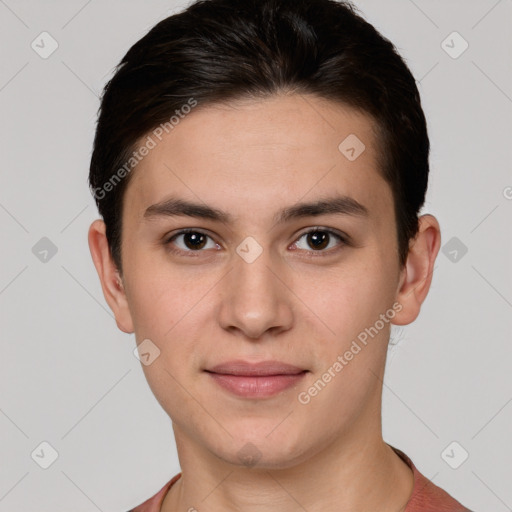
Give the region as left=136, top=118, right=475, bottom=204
left=0, top=0, right=511, bottom=510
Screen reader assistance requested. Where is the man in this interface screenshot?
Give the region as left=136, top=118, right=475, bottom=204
left=87, top=0, right=474, bottom=510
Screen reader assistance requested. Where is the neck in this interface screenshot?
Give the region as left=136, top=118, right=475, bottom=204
left=161, top=399, right=414, bottom=512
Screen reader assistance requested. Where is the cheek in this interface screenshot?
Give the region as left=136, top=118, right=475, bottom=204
left=302, top=258, right=394, bottom=370
left=125, top=262, right=210, bottom=371
left=127, top=281, right=171, bottom=338
left=129, top=274, right=205, bottom=416
left=124, top=253, right=201, bottom=338
left=310, top=262, right=387, bottom=328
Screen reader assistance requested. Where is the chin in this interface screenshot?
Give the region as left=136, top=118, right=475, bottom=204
left=209, top=427, right=311, bottom=471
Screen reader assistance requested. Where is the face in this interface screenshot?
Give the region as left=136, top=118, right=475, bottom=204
left=109, top=93, right=409, bottom=468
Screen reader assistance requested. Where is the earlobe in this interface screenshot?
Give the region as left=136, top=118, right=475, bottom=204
left=87, top=219, right=135, bottom=333
left=392, top=214, right=441, bottom=326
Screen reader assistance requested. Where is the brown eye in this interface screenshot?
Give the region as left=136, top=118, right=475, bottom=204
left=182, top=232, right=207, bottom=250
left=166, top=230, right=218, bottom=253
left=292, top=228, right=347, bottom=253
left=306, top=231, right=330, bottom=250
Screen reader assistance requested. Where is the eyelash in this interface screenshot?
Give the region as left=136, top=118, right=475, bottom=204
left=164, top=227, right=350, bottom=258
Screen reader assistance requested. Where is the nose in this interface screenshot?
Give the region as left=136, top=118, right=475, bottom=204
left=217, top=243, right=294, bottom=340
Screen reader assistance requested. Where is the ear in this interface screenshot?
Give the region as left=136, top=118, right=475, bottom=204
left=392, top=214, right=441, bottom=326
left=87, top=219, right=134, bottom=333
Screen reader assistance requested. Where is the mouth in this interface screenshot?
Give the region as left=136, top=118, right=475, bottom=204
left=204, top=360, right=308, bottom=398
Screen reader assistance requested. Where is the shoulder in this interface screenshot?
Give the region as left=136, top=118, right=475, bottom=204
left=127, top=473, right=182, bottom=512
left=126, top=451, right=476, bottom=512
left=391, top=446, right=474, bottom=512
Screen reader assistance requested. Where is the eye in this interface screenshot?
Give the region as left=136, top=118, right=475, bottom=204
left=164, top=227, right=349, bottom=257
left=290, top=227, right=348, bottom=254
left=166, top=229, right=220, bottom=254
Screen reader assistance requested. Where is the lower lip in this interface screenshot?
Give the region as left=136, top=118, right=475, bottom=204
left=206, top=371, right=307, bottom=398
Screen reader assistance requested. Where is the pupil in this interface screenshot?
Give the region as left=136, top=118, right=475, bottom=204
left=308, top=231, right=328, bottom=250
left=185, top=232, right=206, bottom=250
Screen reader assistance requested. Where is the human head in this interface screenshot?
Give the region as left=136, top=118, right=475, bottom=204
left=88, top=0, right=430, bottom=275
left=87, top=0, right=441, bottom=476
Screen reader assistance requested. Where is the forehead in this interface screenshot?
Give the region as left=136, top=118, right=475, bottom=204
left=123, top=93, right=391, bottom=226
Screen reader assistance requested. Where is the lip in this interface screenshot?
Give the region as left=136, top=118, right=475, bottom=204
left=205, top=360, right=308, bottom=398
left=206, top=360, right=306, bottom=376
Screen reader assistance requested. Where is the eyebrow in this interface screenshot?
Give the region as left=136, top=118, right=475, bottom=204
left=143, top=195, right=369, bottom=225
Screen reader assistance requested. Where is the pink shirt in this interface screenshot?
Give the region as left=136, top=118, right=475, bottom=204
left=129, top=446, right=473, bottom=511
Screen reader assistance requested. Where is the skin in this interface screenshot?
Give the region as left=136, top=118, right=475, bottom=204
left=88, top=93, right=441, bottom=511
